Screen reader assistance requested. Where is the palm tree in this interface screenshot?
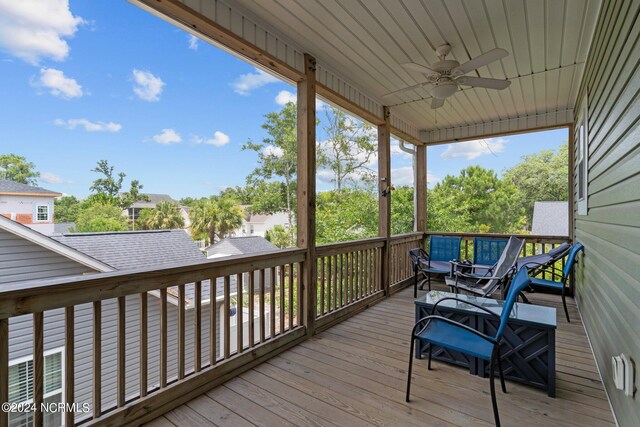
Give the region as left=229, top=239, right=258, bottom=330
left=141, top=201, right=184, bottom=230
left=189, top=199, right=218, bottom=245
left=215, top=197, right=244, bottom=238
left=189, top=197, right=244, bottom=245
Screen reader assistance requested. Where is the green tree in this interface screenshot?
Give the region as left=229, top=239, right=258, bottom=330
left=391, top=186, right=415, bottom=235
left=319, top=107, right=376, bottom=192
left=189, top=196, right=244, bottom=244
left=265, top=225, right=293, bottom=248
left=316, top=189, right=378, bottom=244
left=54, top=196, right=80, bottom=223
left=138, top=201, right=184, bottom=230
left=72, top=202, right=128, bottom=232
left=0, top=154, right=40, bottom=185
left=89, top=160, right=148, bottom=210
left=243, top=103, right=298, bottom=239
left=427, top=166, right=525, bottom=233
left=178, top=197, right=198, bottom=207
left=503, top=143, right=568, bottom=227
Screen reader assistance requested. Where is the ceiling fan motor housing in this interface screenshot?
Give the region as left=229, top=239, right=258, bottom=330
left=432, top=81, right=458, bottom=99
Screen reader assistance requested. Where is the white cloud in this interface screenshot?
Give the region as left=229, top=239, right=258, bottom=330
left=192, top=131, right=230, bottom=147
left=0, top=0, right=85, bottom=65
left=392, top=167, right=439, bottom=186
left=33, top=68, right=82, bottom=99
left=441, top=138, right=507, bottom=160
left=54, top=118, right=122, bottom=132
left=151, top=128, right=182, bottom=145
left=40, top=172, right=71, bottom=184
left=263, top=145, right=284, bottom=157
left=187, top=34, right=198, bottom=50
left=232, top=68, right=280, bottom=95
left=132, top=69, right=164, bottom=102
left=275, top=89, right=328, bottom=110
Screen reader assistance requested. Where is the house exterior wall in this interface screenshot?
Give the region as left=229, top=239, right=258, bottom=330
left=0, top=195, right=56, bottom=235
left=235, top=212, right=289, bottom=238
left=573, top=1, right=640, bottom=425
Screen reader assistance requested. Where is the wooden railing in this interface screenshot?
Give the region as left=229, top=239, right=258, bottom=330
left=0, top=249, right=305, bottom=427
left=389, top=233, right=424, bottom=288
left=315, top=238, right=384, bottom=328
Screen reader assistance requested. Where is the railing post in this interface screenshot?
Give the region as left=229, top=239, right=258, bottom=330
left=297, top=53, right=317, bottom=337
left=378, top=106, right=391, bottom=295
left=415, top=144, right=427, bottom=233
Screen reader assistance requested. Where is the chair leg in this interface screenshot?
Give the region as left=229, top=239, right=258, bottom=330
left=428, top=346, right=432, bottom=370
left=428, top=273, right=432, bottom=291
left=406, top=337, right=415, bottom=402
left=489, top=354, right=501, bottom=427
left=561, top=286, right=570, bottom=323
left=414, top=270, right=418, bottom=298
left=497, top=346, right=507, bottom=394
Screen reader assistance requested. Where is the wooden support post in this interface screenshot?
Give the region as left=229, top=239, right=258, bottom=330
left=378, top=106, right=391, bottom=295
left=297, top=53, right=317, bottom=337
left=568, top=124, right=576, bottom=295
left=415, top=144, right=427, bottom=233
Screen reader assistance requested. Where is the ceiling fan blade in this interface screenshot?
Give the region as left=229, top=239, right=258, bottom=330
left=431, top=98, right=445, bottom=109
left=456, top=76, right=511, bottom=90
left=401, top=62, right=436, bottom=75
left=381, top=82, right=430, bottom=98
left=452, top=48, right=509, bottom=75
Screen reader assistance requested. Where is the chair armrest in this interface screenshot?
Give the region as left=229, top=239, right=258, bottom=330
left=412, top=315, right=497, bottom=344
left=431, top=297, right=501, bottom=319
left=454, top=271, right=505, bottom=281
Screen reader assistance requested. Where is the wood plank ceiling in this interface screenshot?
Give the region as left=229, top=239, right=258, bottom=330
left=232, top=0, right=601, bottom=138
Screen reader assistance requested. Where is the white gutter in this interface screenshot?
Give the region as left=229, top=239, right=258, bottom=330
left=398, top=141, right=419, bottom=232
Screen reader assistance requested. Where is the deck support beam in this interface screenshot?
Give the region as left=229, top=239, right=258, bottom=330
left=378, top=107, right=391, bottom=295
left=415, top=144, right=427, bottom=233
left=297, top=53, right=317, bottom=337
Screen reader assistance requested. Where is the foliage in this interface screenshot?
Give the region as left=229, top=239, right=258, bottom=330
left=265, top=225, right=294, bottom=248
left=178, top=197, right=198, bottom=207
left=319, top=107, right=377, bottom=191
left=89, top=160, right=148, bottom=210
left=218, top=186, right=254, bottom=205
left=244, top=182, right=289, bottom=215
left=427, top=166, right=525, bottom=233
left=54, top=196, right=80, bottom=223
left=503, top=143, right=568, bottom=227
left=0, top=154, right=40, bottom=185
left=243, top=102, right=299, bottom=241
left=71, top=202, right=128, bottom=233
left=316, top=189, right=378, bottom=244
left=391, top=186, right=415, bottom=235
left=189, top=196, right=244, bottom=244
left=137, top=201, right=184, bottom=230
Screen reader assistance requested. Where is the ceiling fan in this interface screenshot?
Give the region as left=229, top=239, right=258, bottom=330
left=385, top=44, right=511, bottom=109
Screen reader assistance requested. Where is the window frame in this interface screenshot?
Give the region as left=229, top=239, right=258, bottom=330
left=35, top=205, right=50, bottom=222
left=577, top=93, right=589, bottom=216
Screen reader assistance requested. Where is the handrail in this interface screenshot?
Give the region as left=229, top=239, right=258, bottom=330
left=425, top=231, right=570, bottom=242
left=0, top=248, right=306, bottom=319
left=390, top=232, right=424, bottom=244
left=316, top=237, right=385, bottom=257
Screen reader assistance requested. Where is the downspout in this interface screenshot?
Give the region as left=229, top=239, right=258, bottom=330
left=398, top=141, right=418, bottom=231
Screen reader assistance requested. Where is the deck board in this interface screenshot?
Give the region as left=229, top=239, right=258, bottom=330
left=147, top=284, right=615, bottom=426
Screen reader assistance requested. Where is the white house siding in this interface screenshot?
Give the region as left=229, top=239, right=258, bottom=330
left=0, top=195, right=55, bottom=235
left=572, top=1, right=640, bottom=425
left=236, top=212, right=290, bottom=238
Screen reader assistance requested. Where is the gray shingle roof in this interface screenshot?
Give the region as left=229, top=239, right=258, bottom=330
left=0, top=179, right=61, bottom=196
left=531, top=201, right=569, bottom=236
left=53, top=222, right=75, bottom=234
left=206, top=236, right=279, bottom=257
left=127, top=193, right=177, bottom=209
left=52, top=229, right=205, bottom=270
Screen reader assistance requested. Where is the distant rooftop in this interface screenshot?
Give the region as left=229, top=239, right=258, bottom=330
left=531, top=201, right=569, bottom=236
left=126, top=193, right=177, bottom=209
left=52, top=229, right=205, bottom=270
left=0, top=179, right=61, bottom=196
left=206, top=236, right=279, bottom=258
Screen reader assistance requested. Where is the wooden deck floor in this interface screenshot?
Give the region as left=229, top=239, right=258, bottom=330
left=146, top=284, right=615, bottom=427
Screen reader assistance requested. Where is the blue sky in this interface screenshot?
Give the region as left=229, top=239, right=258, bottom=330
left=0, top=1, right=566, bottom=199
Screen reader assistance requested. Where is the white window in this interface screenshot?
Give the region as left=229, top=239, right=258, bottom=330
left=35, top=205, right=50, bottom=222
left=577, top=94, right=589, bottom=216
left=8, top=349, right=64, bottom=427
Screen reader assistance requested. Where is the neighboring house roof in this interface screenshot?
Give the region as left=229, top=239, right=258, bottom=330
left=127, top=193, right=177, bottom=209
left=0, top=215, right=112, bottom=273
left=206, top=236, right=279, bottom=257
left=54, top=222, right=75, bottom=234
left=531, top=201, right=569, bottom=236
left=52, top=229, right=205, bottom=271
left=0, top=179, right=62, bottom=197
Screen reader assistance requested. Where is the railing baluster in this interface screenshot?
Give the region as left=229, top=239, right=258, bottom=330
left=194, top=281, right=201, bottom=372
left=209, top=278, right=217, bottom=366
left=0, top=319, right=7, bottom=427
left=178, top=284, right=185, bottom=379
left=160, top=288, right=167, bottom=388
left=279, top=265, right=285, bottom=334
left=327, top=256, right=332, bottom=312
left=248, top=272, right=255, bottom=348
left=270, top=268, right=276, bottom=339
left=93, top=301, right=102, bottom=418
left=289, top=263, right=294, bottom=330
left=297, top=262, right=303, bottom=326
left=65, top=306, right=74, bottom=427
left=117, top=296, right=126, bottom=406
left=236, top=273, right=243, bottom=353
left=140, top=292, right=148, bottom=397
left=259, top=269, right=266, bottom=343
left=33, top=312, right=43, bottom=427
left=319, top=257, right=325, bottom=316
left=224, top=276, right=231, bottom=359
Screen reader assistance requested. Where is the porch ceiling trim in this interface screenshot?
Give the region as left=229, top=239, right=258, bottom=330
left=421, top=109, right=573, bottom=145
left=132, top=0, right=421, bottom=144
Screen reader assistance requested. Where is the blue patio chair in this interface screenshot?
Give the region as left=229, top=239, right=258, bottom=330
left=410, top=236, right=461, bottom=297
left=472, top=237, right=509, bottom=276
left=521, top=242, right=584, bottom=322
left=406, top=266, right=533, bottom=427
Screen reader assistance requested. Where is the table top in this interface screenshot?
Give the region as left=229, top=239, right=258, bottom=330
left=415, top=290, right=557, bottom=328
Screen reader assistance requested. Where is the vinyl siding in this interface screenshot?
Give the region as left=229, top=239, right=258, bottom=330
left=573, top=0, right=640, bottom=425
